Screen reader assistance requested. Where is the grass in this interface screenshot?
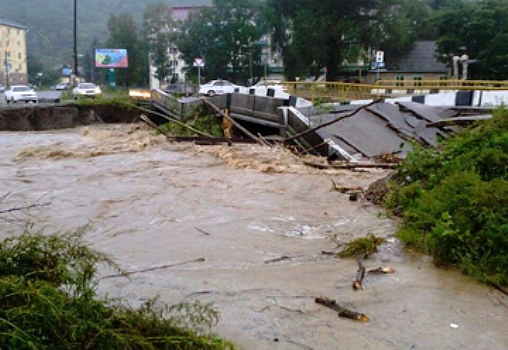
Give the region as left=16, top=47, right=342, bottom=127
left=337, top=233, right=386, bottom=258
left=0, top=228, right=235, bottom=349
left=385, top=110, right=508, bottom=286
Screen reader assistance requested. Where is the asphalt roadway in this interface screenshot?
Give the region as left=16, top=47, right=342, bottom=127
left=0, top=90, right=63, bottom=108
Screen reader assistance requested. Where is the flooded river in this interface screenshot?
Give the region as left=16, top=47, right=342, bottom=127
left=1, top=124, right=506, bottom=349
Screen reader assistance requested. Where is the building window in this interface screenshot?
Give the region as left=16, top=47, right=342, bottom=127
left=7, top=51, right=11, bottom=58
left=413, top=75, right=423, bottom=87
left=7, top=28, right=11, bottom=35
left=17, top=41, right=20, bottom=47
left=7, top=40, right=10, bottom=47
left=18, top=63, right=22, bottom=70
left=395, top=75, right=405, bottom=87
left=18, top=53, right=21, bottom=59
left=17, top=30, right=20, bottom=35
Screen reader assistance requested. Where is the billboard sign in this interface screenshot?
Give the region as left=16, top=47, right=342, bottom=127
left=95, top=49, right=129, bottom=68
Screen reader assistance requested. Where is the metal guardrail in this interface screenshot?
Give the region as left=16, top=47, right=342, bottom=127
left=377, top=80, right=508, bottom=88
left=278, top=81, right=508, bottom=102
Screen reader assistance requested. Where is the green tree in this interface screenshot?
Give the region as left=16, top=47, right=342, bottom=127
left=107, top=13, right=149, bottom=87
left=431, top=0, right=508, bottom=79
left=27, top=55, right=61, bottom=87
left=144, top=3, right=176, bottom=87
left=176, top=0, right=264, bottom=84
left=267, top=0, right=431, bottom=80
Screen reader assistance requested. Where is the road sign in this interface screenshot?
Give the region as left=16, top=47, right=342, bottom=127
left=194, top=57, right=205, bottom=67
left=376, top=50, right=384, bottom=63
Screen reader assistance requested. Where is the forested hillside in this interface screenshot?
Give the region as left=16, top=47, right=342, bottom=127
left=0, top=0, right=208, bottom=67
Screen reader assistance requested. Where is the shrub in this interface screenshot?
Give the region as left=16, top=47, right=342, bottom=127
left=160, top=104, right=223, bottom=137
left=338, top=233, right=386, bottom=258
left=0, top=229, right=234, bottom=349
left=386, top=111, right=508, bottom=286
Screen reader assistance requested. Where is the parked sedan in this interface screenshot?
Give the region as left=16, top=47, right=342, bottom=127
left=0, top=84, right=5, bottom=93
left=55, top=82, right=69, bottom=91
left=198, top=80, right=246, bottom=96
left=4, top=85, right=38, bottom=103
left=72, top=83, right=102, bottom=99
left=248, top=80, right=287, bottom=97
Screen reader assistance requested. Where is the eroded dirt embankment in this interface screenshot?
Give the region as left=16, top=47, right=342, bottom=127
left=0, top=104, right=140, bottom=131
left=1, top=124, right=507, bottom=350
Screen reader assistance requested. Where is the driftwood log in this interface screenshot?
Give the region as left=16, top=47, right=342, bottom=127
left=305, top=161, right=398, bottom=170
left=315, top=296, right=370, bottom=322
left=201, top=99, right=267, bottom=146
left=368, top=267, right=395, bottom=275
left=353, top=258, right=366, bottom=290
left=329, top=178, right=364, bottom=193
left=123, top=101, right=216, bottom=138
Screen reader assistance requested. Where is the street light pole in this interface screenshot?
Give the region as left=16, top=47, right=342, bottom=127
left=4, top=51, right=10, bottom=89
left=73, top=0, right=78, bottom=82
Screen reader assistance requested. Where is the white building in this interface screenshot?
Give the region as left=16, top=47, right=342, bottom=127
left=149, top=6, right=204, bottom=89
left=148, top=6, right=285, bottom=89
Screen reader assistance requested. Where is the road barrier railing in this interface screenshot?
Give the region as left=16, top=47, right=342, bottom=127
left=278, top=81, right=508, bottom=102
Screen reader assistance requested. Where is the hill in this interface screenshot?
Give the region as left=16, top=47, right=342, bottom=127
left=0, top=0, right=209, bottom=68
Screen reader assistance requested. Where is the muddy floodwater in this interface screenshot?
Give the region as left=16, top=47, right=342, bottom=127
left=1, top=124, right=506, bottom=350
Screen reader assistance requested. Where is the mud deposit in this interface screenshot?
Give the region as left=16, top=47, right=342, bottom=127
left=1, top=124, right=506, bottom=350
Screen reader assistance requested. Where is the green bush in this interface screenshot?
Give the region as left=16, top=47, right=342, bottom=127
left=338, top=233, right=386, bottom=258
left=0, top=229, right=234, bottom=349
left=386, top=110, right=508, bottom=286
left=160, top=104, right=223, bottom=137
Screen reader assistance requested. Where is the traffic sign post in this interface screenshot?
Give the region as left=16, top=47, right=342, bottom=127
left=375, top=50, right=384, bottom=82
left=193, top=57, right=205, bottom=87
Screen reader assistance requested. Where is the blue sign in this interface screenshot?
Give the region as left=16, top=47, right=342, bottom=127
left=62, top=67, right=72, bottom=76
left=371, top=62, right=386, bottom=70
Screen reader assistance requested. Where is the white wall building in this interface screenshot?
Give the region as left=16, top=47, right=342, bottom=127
left=149, top=6, right=204, bottom=89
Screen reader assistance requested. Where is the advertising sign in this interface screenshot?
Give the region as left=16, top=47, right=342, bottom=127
left=95, top=49, right=129, bottom=68
left=376, top=50, right=384, bottom=63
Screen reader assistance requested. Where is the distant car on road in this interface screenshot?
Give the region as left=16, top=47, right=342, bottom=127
left=72, top=83, right=102, bottom=100
left=4, top=85, right=38, bottom=104
left=55, top=82, right=69, bottom=91
left=248, top=80, right=287, bottom=97
left=199, top=80, right=246, bottom=96
left=0, top=84, right=5, bottom=93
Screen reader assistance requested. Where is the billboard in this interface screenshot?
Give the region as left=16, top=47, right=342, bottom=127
left=95, top=49, right=129, bottom=68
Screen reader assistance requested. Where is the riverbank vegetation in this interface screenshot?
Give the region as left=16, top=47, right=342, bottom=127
left=0, top=228, right=234, bottom=349
left=385, top=110, right=508, bottom=287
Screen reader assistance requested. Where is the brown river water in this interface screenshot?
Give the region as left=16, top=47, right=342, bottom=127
left=1, top=124, right=506, bottom=350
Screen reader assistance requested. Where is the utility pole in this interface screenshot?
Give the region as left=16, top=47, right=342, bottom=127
left=73, top=0, right=78, bottom=84
left=91, top=47, right=95, bottom=84
left=4, top=51, right=10, bottom=89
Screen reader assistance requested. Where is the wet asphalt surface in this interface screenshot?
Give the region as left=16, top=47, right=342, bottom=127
left=0, top=90, right=62, bottom=108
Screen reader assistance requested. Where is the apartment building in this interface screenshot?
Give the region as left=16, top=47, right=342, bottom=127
left=149, top=6, right=203, bottom=89
left=0, top=18, right=28, bottom=86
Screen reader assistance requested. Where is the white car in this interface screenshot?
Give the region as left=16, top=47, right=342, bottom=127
left=199, top=80, right=246, bottom=96
left=55, top=82, right=69, bottom=91
left=72, top=83, right=102, bottom=100
left=5, top=85, right=38, bottom=104
left=248, top=80, right=313, bottom=108
left=248, top=80, right=287, bottom=97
